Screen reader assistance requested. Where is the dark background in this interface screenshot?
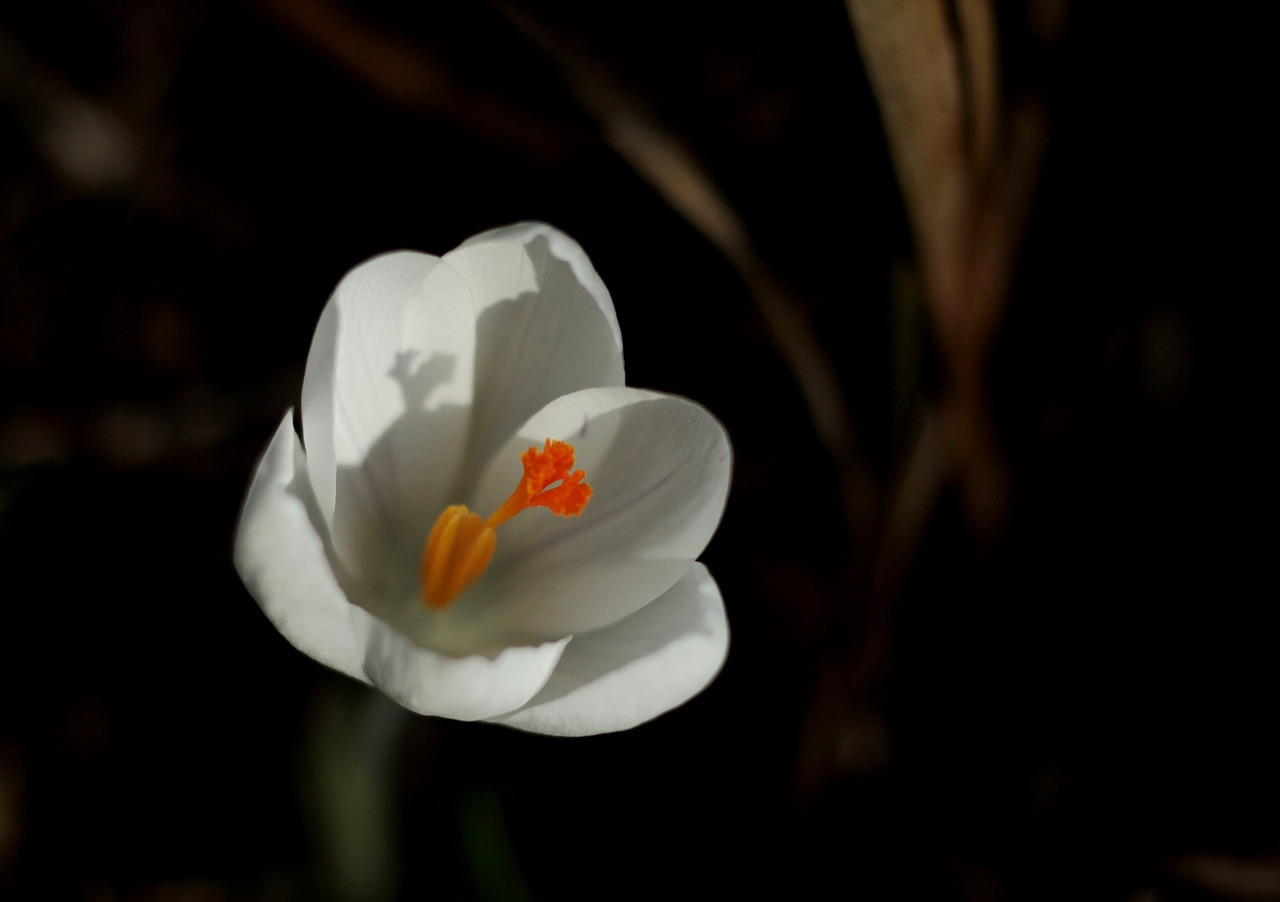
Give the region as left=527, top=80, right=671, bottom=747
left=1, top=2, right=1273, bottom=900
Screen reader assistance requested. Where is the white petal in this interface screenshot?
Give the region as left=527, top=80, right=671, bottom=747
left=442, top=223, right=625, bottom=486
left=349, top=607, right=568, bottom=721
left=235, top=416, right=564, bottom=721
left=456, top=387, right=731, bottom=639
left=300, top=252, right=477, bottom=583
left=492, top=564, right=728, bottom=736
left=234, top=412, right=367, bottom=681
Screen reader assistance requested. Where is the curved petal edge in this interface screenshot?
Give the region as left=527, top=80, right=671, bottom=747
left=453, top=221, right=622, bottom=351
left=234, top=412, right=367, bottom=681
left=491, top=563, right=729, bottom=736
left=351, top=606, right=569, bottom=722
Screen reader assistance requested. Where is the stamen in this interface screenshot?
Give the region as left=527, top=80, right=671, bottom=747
left=420, top=439, right=591, bottom=610
left=421, top=506, right=496, bottom=609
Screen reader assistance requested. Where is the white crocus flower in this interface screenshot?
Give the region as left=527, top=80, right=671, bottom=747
left=235, top=223, right=731, bottom=736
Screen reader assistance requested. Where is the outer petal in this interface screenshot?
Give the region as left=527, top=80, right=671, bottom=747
left=349, top=607, right=568, bottom=721
left=492, top=564, right=728, bottom=736
left=300, top=252, right=477, bottom=582
left=442, top=223, right=625, bottom=487
left=451, top=387, right=731, bottom=640
left=235, top=415, right=565, bottom=721
left=234, top=412, right=367, bottom=681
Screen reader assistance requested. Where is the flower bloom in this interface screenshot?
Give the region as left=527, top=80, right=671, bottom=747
left=234, top=223, right=731, bottom=735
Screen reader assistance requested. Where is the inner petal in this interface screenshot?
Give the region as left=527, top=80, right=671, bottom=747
left=442, top=227, right=625, bottom=490
left=452, top=386, right=731, bottom=639
left=300, top=252, right=479, bottom=583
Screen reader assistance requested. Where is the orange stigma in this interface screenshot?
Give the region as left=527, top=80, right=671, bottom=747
left=420, top=439, right=592, bottom=610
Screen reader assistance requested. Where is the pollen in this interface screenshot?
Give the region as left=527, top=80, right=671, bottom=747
left=420, top=439, right=592, bottom=610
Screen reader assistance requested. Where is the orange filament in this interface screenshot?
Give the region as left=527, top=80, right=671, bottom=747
left=420, top=439, right=592, bottom=610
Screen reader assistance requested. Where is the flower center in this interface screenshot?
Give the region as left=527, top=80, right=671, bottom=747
left=420, top=439, right=592, bottom=610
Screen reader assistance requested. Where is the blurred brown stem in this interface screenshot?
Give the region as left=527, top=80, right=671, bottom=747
left=848, top=0, right=1047, bottom=558
left=250, top=0, right=581, bottom=162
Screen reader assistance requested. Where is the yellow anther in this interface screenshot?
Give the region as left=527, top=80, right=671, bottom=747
left=421, top=506, right=496, bottom=609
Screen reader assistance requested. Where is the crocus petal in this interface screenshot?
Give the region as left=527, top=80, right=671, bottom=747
left=492, top=564, right=728, bottom=736
left=300, top=252, right=477, bottom=583
left=349, top=607, right=568, bottom=721
left=234, top=412, right=367, bottom=682
left=442, top=223, right=625, bottom=486
left=456, top=387, right=731, bottom=639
